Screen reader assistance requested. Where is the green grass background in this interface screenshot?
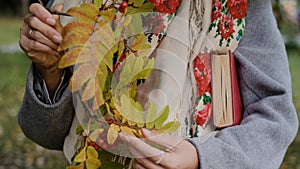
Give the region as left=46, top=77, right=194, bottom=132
left=0, top=18, right=299, bottom=169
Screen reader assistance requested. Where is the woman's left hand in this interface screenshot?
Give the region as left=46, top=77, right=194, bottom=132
left=119, top=129, right=199, bottom=169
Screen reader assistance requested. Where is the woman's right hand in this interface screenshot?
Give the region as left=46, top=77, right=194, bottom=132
left=20, top=3, right=64, bottom=97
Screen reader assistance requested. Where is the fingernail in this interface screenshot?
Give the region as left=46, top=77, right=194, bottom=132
left=46, top=18, right=56, bottom=26
left=53, top=35, right=62, bottom=43
left=142, top=128, right=151, bottom=137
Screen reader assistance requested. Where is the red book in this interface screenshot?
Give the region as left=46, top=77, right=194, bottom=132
left=212, top=51, right=242, bottom=128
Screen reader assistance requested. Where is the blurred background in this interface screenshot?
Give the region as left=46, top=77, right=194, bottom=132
left=0, top=0, right=299, bottom=168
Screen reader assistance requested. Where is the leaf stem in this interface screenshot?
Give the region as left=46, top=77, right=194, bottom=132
left=46, top=8, right=72, bottom=17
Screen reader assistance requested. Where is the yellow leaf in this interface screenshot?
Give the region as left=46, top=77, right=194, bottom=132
left=71, top=63, right=94, bottom=92
left=133, top=129, right=143, bottom=138
left=116, top=95, right=145, bottom=124
left=87, top=146, right=99, bottom=159
left=107, top=124, right=120, bottom=145
left=93, top=80, right=105, bottom=110
left=74, top=147, right=87, bottom=163
left=117, top=41, right=125, bottom=61
left=127, top=120, right=136, bottom=127
left=66, top=162, right=84, bottom=169
left=62, top=21, right=94, bottom=37
left=158, top=121, right=181, bottom=133
left=113, top=109, right=122, bottom=121
left=85, top=158, right=101, bottom=169
left=82, top=78, right=96, bottom=101
left=58, top=33, right=90, bottom=52
left=94, top=24, right=115, bottom=50
left=146, top=103, right=157, bottom=129
left=155, top=105, right=170, bottom=129
left=59, top=22, right=94, bottom=52
left=67, top=3, right=99, bottom=23
left=100, top=8, right=116, bottom=22
left=120, top=126, right=136, bottom=136
left=94, top=0, right=103, bottom=8
left=59, top=48, right=89, bottom=69
left=89, top=128, right=104, bottom=142
left=131, top=34, right=147, bottom=51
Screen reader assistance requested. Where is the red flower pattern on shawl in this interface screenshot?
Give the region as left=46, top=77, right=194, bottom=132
left=148, top=0, right=181, bottom=13
left=220, top=14, right=235, bottom=40
left=227, top=0, right=248, bottom=19
left=212, top=0, right=222, bottom=21
left=143, top=13, right=166, bottom=35
left=194, top=103, right=211, bottom=126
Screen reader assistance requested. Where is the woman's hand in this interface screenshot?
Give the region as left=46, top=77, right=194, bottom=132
left=119, top=129, right=199, bottom=169
left=19, top=3, right=64, bottom=97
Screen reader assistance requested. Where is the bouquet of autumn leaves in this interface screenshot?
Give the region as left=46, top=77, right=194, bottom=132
left=57, top=0, right=181, bottom=168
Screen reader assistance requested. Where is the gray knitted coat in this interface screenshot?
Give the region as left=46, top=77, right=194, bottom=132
left=18, top=0, right=299, bottom=168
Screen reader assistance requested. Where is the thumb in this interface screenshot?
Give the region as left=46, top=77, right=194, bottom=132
left=142, top=128, right=183, bottom=149
left=51, top=3, right=64, bottom=34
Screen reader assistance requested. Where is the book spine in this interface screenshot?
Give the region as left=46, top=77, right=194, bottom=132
left=229, top=51, right=243, bottom=126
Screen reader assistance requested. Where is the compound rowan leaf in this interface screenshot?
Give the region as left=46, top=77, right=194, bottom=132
left=154, top=105, right=170, bottom=129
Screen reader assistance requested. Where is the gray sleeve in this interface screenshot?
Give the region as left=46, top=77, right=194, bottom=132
left=18, top=65, right=74, bottom=150
left=188, top=0, right=299, bottom=168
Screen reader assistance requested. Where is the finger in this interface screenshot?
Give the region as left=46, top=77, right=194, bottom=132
left=20, top=35, right=59, bottom=56
left=27, top=15, right=62, bottom=44
left=119, top=132, right=161, bottom=158
left=29, top=3, right=56, bottom=26
left=51, top=3, right=64, bottom=34
left=142, top=129, right=183, bottom=150
left=29, top=29, right=58, bottom=50
left=133, top=161, right=146, bottom=169
left=134, top=158, right=164, bottom=169
left=120, top=132, right=171, bottom=167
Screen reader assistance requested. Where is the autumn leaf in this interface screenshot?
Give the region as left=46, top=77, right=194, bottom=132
left=74, top=146, right=87, bottom=163
left=146, top=103, right=157, bottom=129
left=158, top=121, right=181, bottom=133
left=66, top=162, right=84, bottom=169
left=67, top=3, right=100, bottom=23
left=87, top=146, right=99, bottom=159
left=58, top=48, right=90, bottom=69
left=89, top=129, right=104, bottom=142
left=70, top=63, right=94, bottom=92
left=86, top=158, right=101, bottom=169
left=120, top=126, right=136, bottom=136
left=155, top=105, right=170, bottom=129
left=107, top=124, right=120, bottom=145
